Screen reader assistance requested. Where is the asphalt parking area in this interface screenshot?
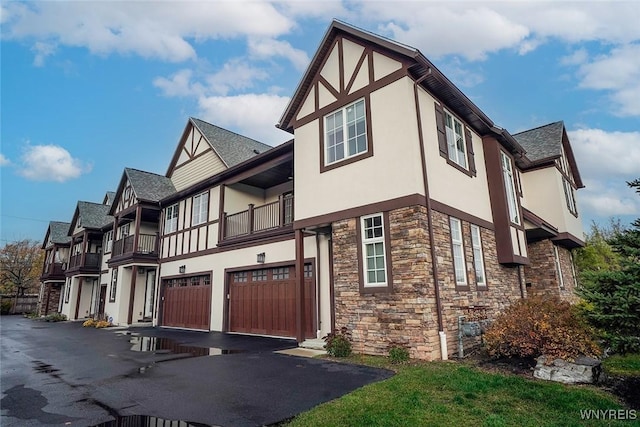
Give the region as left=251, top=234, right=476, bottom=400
left=1, top=316, right=394, bottom=427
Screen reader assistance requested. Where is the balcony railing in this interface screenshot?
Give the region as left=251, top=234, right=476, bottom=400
left=223, top=194, right=293, bottom=239
left=68, top=252, right=100, bottom=269
left=42, top=262, right=65, bottom=277
left=111, top=233, right=158, bottom=257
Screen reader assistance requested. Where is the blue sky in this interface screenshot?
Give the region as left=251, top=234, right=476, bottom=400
left=1, top=1, right=639, bottom=245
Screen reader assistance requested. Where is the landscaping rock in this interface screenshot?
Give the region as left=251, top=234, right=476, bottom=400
left=534, top=356, right=602, bottom=384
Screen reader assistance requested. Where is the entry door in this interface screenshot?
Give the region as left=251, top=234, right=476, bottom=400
left=98, top=285, right=107, bottom=318
left=144, top=269, right=156, bottom=319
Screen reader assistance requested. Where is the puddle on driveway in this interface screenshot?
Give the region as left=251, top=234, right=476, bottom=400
left=90, top=414, right=212, bottom=427
left=128, top=335, right=245, bottom=357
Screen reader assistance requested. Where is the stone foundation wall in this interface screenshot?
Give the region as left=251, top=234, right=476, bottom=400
left=525, top=240, right=577, bottom=302
left=332, top=205, right=525, bottom=360
left=431, top=210, right=524, bottom=357
left=38, top=283, right=62, bottom=316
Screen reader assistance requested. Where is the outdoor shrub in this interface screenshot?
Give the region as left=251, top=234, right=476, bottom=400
left=94, top=320, right=112, bottom=329
left=43, top=313, right=67, bottom=322
left=484, top=296, right=600, bottom=362
left=388, top=345, right=410, bottom=364
left=1, top=300, right=12, bottom=315
left=82, top=319, right=97, bottom=327
left=324, top=327, right=352, bottom=357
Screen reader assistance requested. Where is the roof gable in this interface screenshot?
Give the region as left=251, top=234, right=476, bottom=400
left=166, top=118, right=272, bottom=178
left=42, top=221, right=71, bottom=248
left=69, top=201, right=112, bottom=235
left=277, top=20, right=526, bottom=157
left=514, top=121, right=583, bottom=188
left=110, top=168, right=176, bottom=215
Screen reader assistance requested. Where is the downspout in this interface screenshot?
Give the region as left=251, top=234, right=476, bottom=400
left=413, top=74, right=447, bottom=360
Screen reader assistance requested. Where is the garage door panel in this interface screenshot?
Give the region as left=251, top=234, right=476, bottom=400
left=229, top=265, right=315, bottom=338
left=162, top=283, right=211, bottom=330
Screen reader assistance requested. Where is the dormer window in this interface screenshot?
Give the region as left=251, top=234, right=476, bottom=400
left=324, top=99, right=367, bottom=166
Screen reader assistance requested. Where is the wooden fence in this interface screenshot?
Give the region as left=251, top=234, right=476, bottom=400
left=0, top=295, right=39, bottom=314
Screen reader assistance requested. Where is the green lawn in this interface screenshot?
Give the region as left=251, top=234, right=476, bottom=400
left=603, top=353, right=640, bottom=377
left=287, top=356, right=638, bottom=427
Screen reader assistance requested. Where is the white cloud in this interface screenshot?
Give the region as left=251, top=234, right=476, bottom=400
left=575, top=44, right=640, bottom=117
left=0, top=153, right=10, bottom=166
left=2, top=1, right=294, bottom=62
left=31, top=41, right=56, bottom=66
left=373, top=5, right=530, bottom=61
left=19, top=144, right=91, bottom=182
left=579, top=181, right=640, bottom=217
left=569, top=128, right=640, bottom=218
left=153, top=69, right=205, bottom=98
left=197, top=94, right=292, bottom=145
left=560, top=48, right=588, bottom=66
left=248, top=37, right=310, bottom=70
left=569, top=128, right=640, bottom=179
left=206, top=59, right=271, bottom=95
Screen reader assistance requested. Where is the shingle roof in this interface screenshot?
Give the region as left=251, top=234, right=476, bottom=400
left=191, top=118, right=273, bottom=167
left=48, top=221, right=71, bottom=245
left=77, top=201, right=112, bottom=229
left=104, top=191, right=116, bottom=206
left=513, top=121, right=564, bottom=163
left=125, top=168, right=176, bottom=202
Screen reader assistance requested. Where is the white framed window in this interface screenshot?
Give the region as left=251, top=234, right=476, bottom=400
left=119, top=223, right=130, bottom=239
left=445, top=110, right=467, bottom=168
left=192, top=192, right=209, bottom=226
left=324, top=99, right=367, bottom=165
left=104, top=230, right=113, bottom=253
left=470, top=225, right=486, bottom=287
left=450, top=217, right=467, bottom=287
left=110, top=268, right=118, bottom=302
left=554, top=245, right=565, bottom=290
left=563, top=177, right=577, bottom=215
left=361, top=213, right=387, bottom=287
left=500, top=151, right=520, bottom=224
left=164, top=203, right=179, bottom=233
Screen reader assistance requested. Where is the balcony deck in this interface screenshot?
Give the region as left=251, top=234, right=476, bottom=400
left=223, top=194, right=293, bottom=240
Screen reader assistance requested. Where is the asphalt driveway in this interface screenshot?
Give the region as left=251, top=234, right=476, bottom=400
left=1, top=315, right=393, bottom=426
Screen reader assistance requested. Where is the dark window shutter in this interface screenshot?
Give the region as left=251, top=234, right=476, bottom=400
left=464, top=127, right=476, bottom=176
left=434, top=102, right=447, bottom=158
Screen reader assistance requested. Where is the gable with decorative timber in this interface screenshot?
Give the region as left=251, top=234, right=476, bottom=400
left=291, top=35, right=412, bottom=129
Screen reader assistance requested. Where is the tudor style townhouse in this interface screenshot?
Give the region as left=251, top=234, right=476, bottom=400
left=38, top=221, right=71, bottom=316
left=38, top=20, right=585, bottom=360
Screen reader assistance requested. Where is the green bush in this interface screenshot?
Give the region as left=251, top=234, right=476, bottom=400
left=484, top=296, right=600, bottom=361
left=388, top=345, right=410, bottom=364
left=324, top=327, right=352, bottom=357
left=44, top=313, right=67, bottom=322
left=1, top=300, right=13, bottom=315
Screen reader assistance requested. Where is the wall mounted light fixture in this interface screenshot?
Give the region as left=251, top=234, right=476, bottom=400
left=257, top=253, right=266, bottom=263
left=179, top=265, right=186, bottom=274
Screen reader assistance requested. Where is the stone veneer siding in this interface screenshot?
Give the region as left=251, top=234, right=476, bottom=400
left=332, top=205, right=525, bottom=360
left=38, top=283, right=63, bottom=316
left=525, top=239, right=578, bottom=303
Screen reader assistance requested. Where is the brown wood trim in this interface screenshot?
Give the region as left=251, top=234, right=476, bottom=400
left=367, top=46, right=374, bottom=83
left=551, top=232, right=585, bottom=248
left=293, top=67, right=408, bottom=130
left=429, top=199, right=495, bottom=231
left=345, top=48, right=368, bottom=94
left=295, top=229, right=305, bottom=342
left=328, top=233, right=336, bottom=333
left=218, top=184, right=225, bottom=245
left=293, top=193, right=426, bottom=230
left=224, top=257, right=315, bottom=275
left=223, top=152, right=293, bottom=185
left=338, top=37, right=344, bottom=93
left=74, top=279, right=82, bottom=319
left=318, top=75, right=341, bottom=100
left=171, top=145, right=214, bottom=173
left=161, top=269, right=212, bottom=282
left=127, top=265, right=137, bottom=324
left=217, top=226, right=294, bottom=248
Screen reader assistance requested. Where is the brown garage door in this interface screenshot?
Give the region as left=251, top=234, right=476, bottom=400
left=161, top=274, right=211, bottom=330
left=229, top=265, right=315, bottom=338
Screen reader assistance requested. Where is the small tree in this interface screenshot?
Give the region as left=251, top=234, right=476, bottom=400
left=0, top=240, right=43, bottom=312
left=577, top=179, right=640, bottom=354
